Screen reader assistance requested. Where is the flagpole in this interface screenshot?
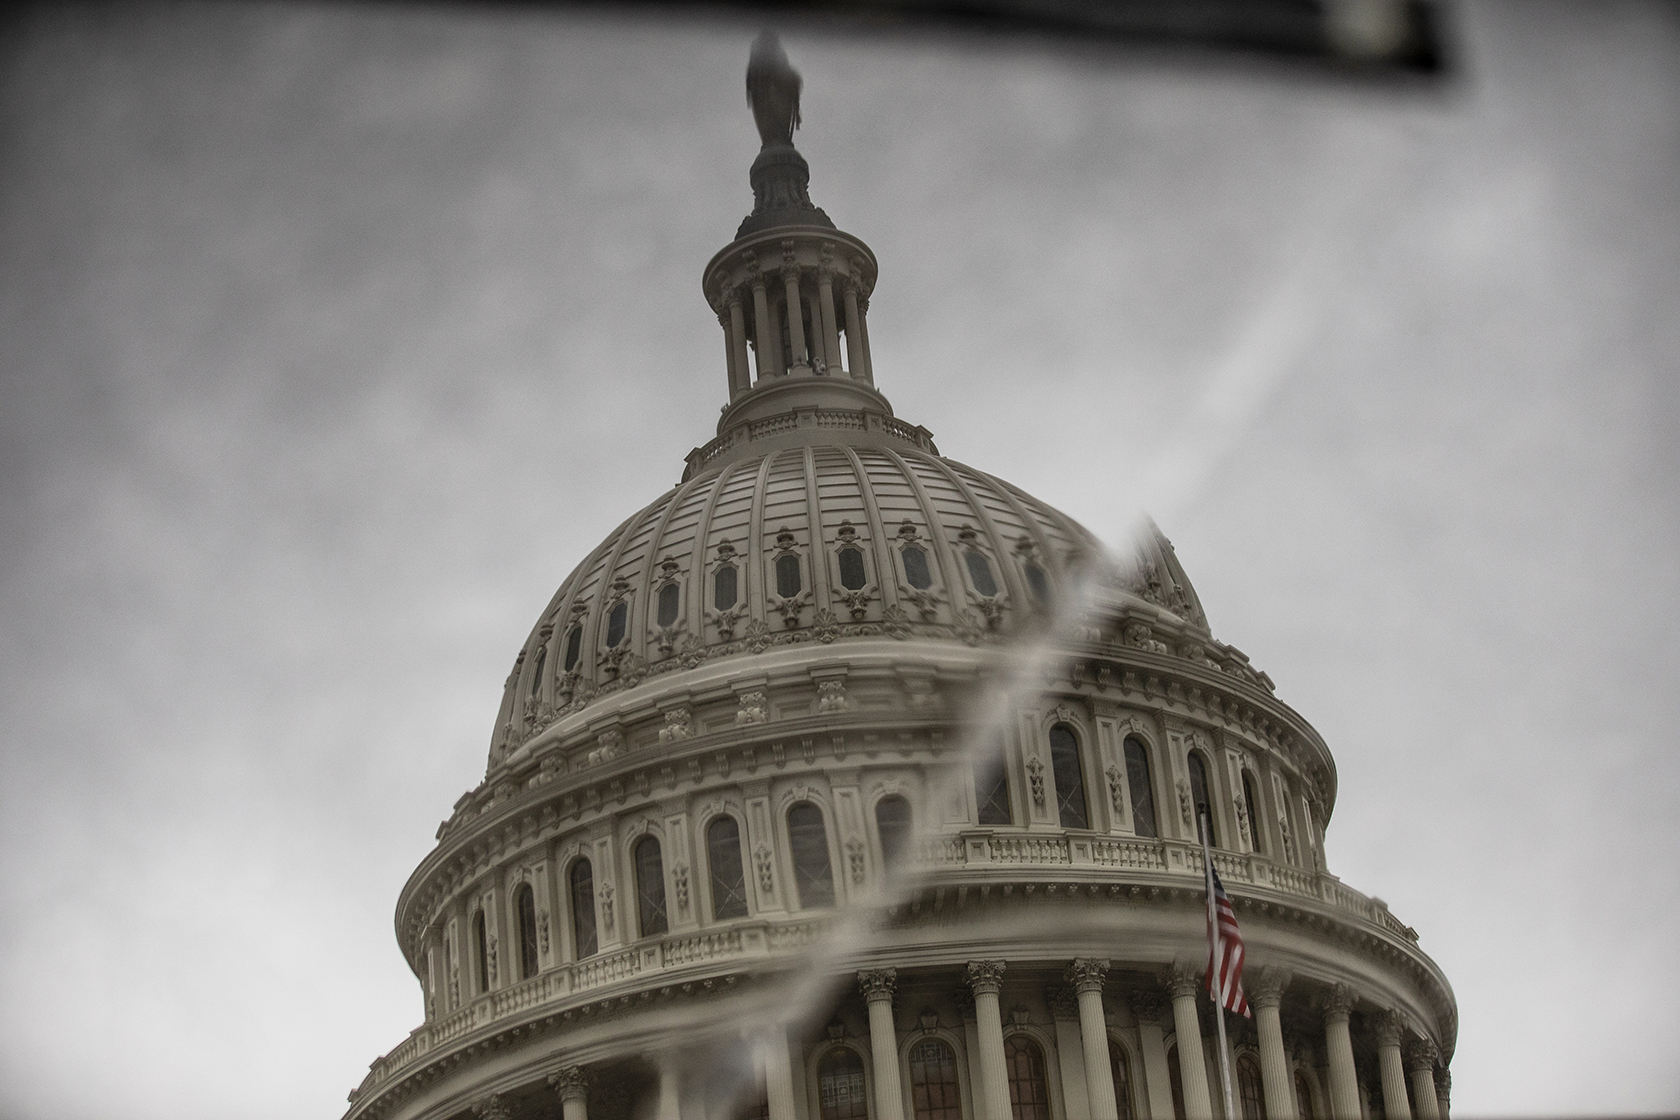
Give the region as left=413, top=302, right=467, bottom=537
left=1202, top=810, right=1236, bottom=1120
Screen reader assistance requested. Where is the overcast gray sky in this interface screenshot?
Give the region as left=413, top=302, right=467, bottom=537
left=2, top=2, right=1677, bottom=1117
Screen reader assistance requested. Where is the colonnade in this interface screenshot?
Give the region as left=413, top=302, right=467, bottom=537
left=482, top=960, right=1448, bottom=1120
left=715, top=245, right=875, bottom=400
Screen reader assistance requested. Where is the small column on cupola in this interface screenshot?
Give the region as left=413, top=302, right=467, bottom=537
left=704, top=33, right=879, bottom=401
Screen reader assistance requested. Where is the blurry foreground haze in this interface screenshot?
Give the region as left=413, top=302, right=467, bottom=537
left=1, top=2, right=1677, bottom=1117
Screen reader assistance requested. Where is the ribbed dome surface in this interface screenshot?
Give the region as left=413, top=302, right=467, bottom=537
left=489, top=440, right=1209, bottom=762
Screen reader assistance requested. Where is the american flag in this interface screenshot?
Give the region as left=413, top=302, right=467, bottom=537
left=1205, top=866, right=1250, bottom=1017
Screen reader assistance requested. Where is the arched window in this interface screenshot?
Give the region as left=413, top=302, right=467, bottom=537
left=515, top=883, right=539, bottom=980
left=634, top=836, right=668, bottom=937
left=902, top=545, right=933, bottom=590
left=1109, top=1039, right=1136, bottom=1120
left=818, top=1047, right=869, bottom=1120
left=656, top=583, right=680, bottom=628
left=976, top=741, right=1012, bottom=826
left=1048, top=723, right=1089, bottom=829
left=787, top=802, right=835, bottom=909
left=1187, top=753, right=1217, bottom=846
left=1293, top=1070, right=1317, bottom=1120
left=1123, top=737, right=1157, bottom=838
left=471, top=909, right=489, bottom=994
left=569, top=859, right=597, bottom=958
left=1004, top=1036, right=1050, bottom=1120
left=715, top=565, right=739, bottom=610
left=562, top=625, right=582, bottom=671
left=1023, top=561, right=1051, bottom=608
left=1167, top=1045, right=1186, bottom=1120
left=909, top=1038, right=963, bottom=1120
left=965, top=549, right=998, bottom=597
left=1237, top=1054, right=1267, bottom=1120
left=605, top=601, right=628, bottom=648
left=838, top=547, right=867, bottom=591
left=529, top=646, right=546, bottom=697
left=1241, top=772, right=1264, bottom=853
left=875, top=795, right=913, bottom=873
left=708, top=816, right=749, bottom=920
left=776, top=553, right=803, bottom=598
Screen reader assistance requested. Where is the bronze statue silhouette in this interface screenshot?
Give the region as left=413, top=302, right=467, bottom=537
left=746, top=31, right=801, bottom=149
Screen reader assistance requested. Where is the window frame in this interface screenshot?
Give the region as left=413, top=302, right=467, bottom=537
left=514, top=881, right=539, bottom=980
left=705, top=813, right=751, bottom=921
left=569, top=857, right=598, bottom=959
left=1047, top=721, right=1091, bottom=830
left=633, top=834, right=669, bottom=938
left=785, top=800, right=837, bottom=910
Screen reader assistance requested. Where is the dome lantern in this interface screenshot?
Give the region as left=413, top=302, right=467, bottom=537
left=692, top=35, right=919, bottom=482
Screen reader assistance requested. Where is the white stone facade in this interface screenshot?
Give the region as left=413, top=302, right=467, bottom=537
left=345, top=42, right=1454, bottom=1120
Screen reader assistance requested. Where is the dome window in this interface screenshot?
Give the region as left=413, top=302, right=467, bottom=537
left=874, top=795, right=913, bottom=874
left=965, top=549, right=998, bottom=597
left=562, top=625, right=582, bottom=672
left=605, top=602, right=628, bottom=648
left=707, top=816, right=749, bottom=920
left=514, top=883, right=539, bottom=980
left=634, top=836, right=668, bottom=937
left=714, top=565, right=739, bottom=611
left=528, top=646, right=546, bottom=696
left=1109, top=1040, right=1136, bottom=1120
left=775, top=553, right=802, bottom=598
left=787, top=802, right=835, bottom=909
left=1024, top=561, right=1051, bottom=607
left=817, top=1048, right=868, bottom=1120
left=1241, top=771, right=1264, bottom=854
left=471, top=909, right=490, bottom=995
left=569, top=859, right=598, bottom=958
left=1123, top=737, right=1157, bottom=839
left=1188, top=752, right=1217, bottom=847
left=1049, top=723, right=1089, bottom=829
left=909, top=1038, right=962, bottom=1120
left=837, top=546, right=867, bottom=591
left=1005, top=1036, right=1051, bottom=1120
left=656, top=583, right=680, bottom=628
left=976, top=742, right=1013, bottom=826
left=902, top=545, right=933, bottom=590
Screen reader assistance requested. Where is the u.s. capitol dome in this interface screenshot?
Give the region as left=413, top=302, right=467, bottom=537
left=347, top=36, right=1455, bottom=1120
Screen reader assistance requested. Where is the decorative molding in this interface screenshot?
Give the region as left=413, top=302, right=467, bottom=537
left=966, top=959, right=1006, bottom=996
left=1405, top=1037, right=1439, bottom=1073
left=858, top=968, right=897, bottom=1003
left=1066, top=958, right=1109, bottom=995
left=550, top=1067, right=592, bottom=1104
left=657, top=707, right=694, bottom=743
left=1026, top=754, right=1046, bottom=808
left=1166, top=965, right=1201, bottom=1000
left=1320, top=982, right=1356, bottom=1022
left=817, top=679, right=851, bottom=713
left=735, top=692, right=769, bottom=726
left=472, top=1094, right=513, bottom=1120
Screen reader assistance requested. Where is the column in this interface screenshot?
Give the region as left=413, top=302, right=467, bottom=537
left=817, top=266, right=842, bottom=372
left=1319, top=984, right=1361, bottom=1120
left=781, top=261, right=807, bottom=369
left=762, top=1023, right=799, bottom=1120
left=1166, top=966, right=1214, bottom=1120
left=550, top=1067, right=591, bottom=1120
left=842, top=282, right=866, bottom=384
left=1373, top=1012, right=1411, bottom=1120
left=1249, top=971, right=1297, bottom=1120
left=860, top=969, right=907, bottom=1120
left=719, top=307, right=740, bottom=399
left=1131, top=992, right=1176, bottom=1120
left=855, top=295, right=874, bottom=385
left=751, top=276, right=775, bottom=380
left=656, top=1057, right=682, bottom=1120
left=473, top=1095, right=512, bottom=1120
left=728, top=296, right=751, bottom=395
left=967, top=960, right=1012, bottom=1120
left=1048, top=987, right=1091, bottom=1120
left=1435, top=1069, right=1451, bottom=1120
left=1406, top=1039, right=1441, bottom=1120
left=1069, top=959, right=1120, bottom=1120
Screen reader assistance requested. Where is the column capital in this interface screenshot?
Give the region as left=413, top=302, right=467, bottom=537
left=1247, top=967, right=1289, bottom=1009
left=1045, top=984, right=1079, bottom=1020
left=1405, top=1037, right=1440, bottom=1073
left=1130, top=990, right=1168, bottom=1025
left=550, top=1066, right=592, bottom=1103
left=473, top=1095, right=513, bottom=1120
left=966, top=959, right=1007, bottom=996
left=1066, top=957, right=1110, bottom=994
left=858, top=968, right=898, bottom=1003
left=1165, top=964, right=1201, bottom=1000
left=1319, top=981, right=1357, bottom=1023
left=1373, top=1009, right=1404, bottom=1048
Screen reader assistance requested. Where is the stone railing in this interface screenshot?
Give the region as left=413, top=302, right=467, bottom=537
left=683, top=409, right=939, bottom=480
left=352, top=917, right=827, bottom=1103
